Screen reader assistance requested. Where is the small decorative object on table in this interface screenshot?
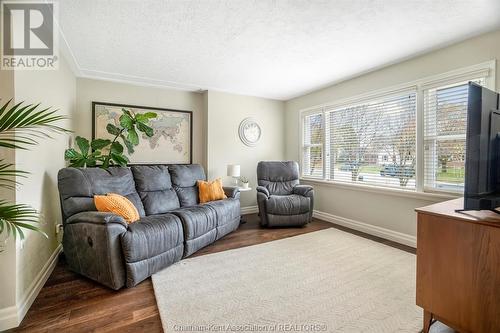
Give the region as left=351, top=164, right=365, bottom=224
left=239, top=176, right=250, bottom=189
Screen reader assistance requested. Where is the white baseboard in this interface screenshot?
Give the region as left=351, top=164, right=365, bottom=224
left=17, top=244, right=62, bottom=322
left=313, top=210, right=416, bottom=248
left=0, top=244, right=62, bottom=331
left=241, top=205, right=258, bottom=215
left=0, top=305, right=18, bottom=332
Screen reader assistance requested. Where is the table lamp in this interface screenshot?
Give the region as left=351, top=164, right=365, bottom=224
left=227, top=164, right=240, bottom=186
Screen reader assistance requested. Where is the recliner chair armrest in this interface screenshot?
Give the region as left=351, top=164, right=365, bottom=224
left=223, top=186, right=240, bottom=199
left=256, top=186, right=270, bottom=198
left=66, top=211, right=128, bottom=228
left=293, top=184, right=314, bottom=197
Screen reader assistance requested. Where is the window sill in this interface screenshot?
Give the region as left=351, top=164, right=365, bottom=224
left=300, top=177, right=461, bottom=202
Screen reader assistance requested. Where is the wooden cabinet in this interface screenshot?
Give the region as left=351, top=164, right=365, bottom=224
left=416, top=198, right=500, bottom=333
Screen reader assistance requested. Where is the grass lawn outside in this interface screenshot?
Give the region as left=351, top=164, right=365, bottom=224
left=437, top=167, right=464, bottom=184
left=331, top=164, right=464, bottom=185
left=360, top=165, right=381, bottom=174
left=356, top=165, right=464, bottom=184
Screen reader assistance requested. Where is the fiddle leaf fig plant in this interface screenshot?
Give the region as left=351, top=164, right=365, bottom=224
left=64, top=108, right=157, bottom=168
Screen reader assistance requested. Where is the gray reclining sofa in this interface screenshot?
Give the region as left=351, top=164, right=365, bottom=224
left=57, top=164, right=240, bottom=289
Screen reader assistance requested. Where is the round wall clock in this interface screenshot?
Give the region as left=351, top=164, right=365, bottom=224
left=238, top=117, right=261, bottom=147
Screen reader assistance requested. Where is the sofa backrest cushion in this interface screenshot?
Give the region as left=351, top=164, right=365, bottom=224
left=257, top=161, right=300, bottom=195
left=58, top=167, right=145, bottom=222
left=131, top=165, right=180, bottom=215
left=169, top=164, right=206, bottom=207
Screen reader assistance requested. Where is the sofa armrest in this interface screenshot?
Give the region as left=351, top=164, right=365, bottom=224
left=256, top=186, right=270, bottom=198
left=66, top=211, right=128, bottom=228
left=63, top=212, right=127, bottom=289
left=223, top=186, right=240, bottom=199
left=293, top=185, right=314, bottom=197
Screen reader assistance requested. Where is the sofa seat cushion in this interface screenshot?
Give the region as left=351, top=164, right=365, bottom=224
left=171, top=205, right=218, bottom=257
left=266, top=194, right=310, bottom=215
left=204, top=198, right=241, bottom=241
left=171, top=205, right=217, bottom=240
left=121, top=214, right=184, bottom=263
left=203, top=198, right=240, bottom=226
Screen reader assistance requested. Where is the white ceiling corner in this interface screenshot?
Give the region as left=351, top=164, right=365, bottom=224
left=58, top=0, right=500, bottom=100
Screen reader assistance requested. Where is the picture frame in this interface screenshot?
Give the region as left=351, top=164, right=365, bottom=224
left=92, top=101, right=193, bottom=164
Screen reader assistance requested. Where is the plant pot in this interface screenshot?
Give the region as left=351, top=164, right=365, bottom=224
left=241, top=182, right=249, bottom=189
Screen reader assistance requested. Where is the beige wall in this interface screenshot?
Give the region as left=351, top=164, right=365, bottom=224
left=13, top=55, right=77, bottom=306
left=0, top=55, right=77, bottom=330
left=76, top=79, right=205, bottom=167
left=285, top=29, right=500, bottom=238
left=2, top=26, right=499, bottom=330
left=0, top=64, right=17, bottom=317
left=75, top=82, right=285, bottom=208
left=206, top=91, right=285, bottom=207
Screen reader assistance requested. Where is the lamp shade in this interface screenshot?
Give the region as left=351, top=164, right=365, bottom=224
left=227, top=164, right=240, bottom=177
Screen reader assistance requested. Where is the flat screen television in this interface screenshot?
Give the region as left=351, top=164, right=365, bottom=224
left=461, top=82, right=500, bottom=213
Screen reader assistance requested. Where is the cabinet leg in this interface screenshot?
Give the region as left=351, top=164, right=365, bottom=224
left=422, top=310, right=433, bottom=333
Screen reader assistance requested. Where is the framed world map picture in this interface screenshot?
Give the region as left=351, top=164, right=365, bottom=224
left=92, top=102, right=192, bottom=164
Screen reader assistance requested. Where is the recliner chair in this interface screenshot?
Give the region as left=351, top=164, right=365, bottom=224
left=256, top=161, right=314, bottom=227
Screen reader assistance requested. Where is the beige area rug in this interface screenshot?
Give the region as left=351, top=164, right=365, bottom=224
left=152, top=228, right=422, bottom=333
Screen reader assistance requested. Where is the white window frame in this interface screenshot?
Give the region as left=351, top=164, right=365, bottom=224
left=422, top=78, right=486, bottom=193
left=299, top=60, right=496, bottom=198
left=301, top=109, right=324, bottom=177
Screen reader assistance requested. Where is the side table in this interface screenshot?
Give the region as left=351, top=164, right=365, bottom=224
left=238, top=187, right=252, bottom=224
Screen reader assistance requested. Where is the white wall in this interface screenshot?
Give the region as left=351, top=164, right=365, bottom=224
left=0, top=67, right=285, bottom=329
left=0, top=65, right=18, bottom=329
left=13, top=55, right=76, bottom=320
left=2, top=25, right=498, bottom=331
left=206, top=91, right=285, bottom=207
left=0, top=55, right=77, bottom=331
left=285, top=29, right=500, bottom=239
left=76, top=82, right=285, bottom=208
left=76, top=78, right=205, bottom=167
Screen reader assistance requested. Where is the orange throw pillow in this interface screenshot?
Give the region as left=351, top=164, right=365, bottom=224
left=198, top=178, right=227, bottom=203
left=94, top=193, right=140, bottom=223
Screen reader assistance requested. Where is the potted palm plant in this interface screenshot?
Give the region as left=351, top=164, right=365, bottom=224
left=0, top=100, right=68, bottom=244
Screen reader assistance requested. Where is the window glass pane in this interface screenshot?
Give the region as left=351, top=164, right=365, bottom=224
left=302, top=112, right=323, bottom=178
left=436, top=139, right=466, bottom=184
left=436, top=85, right=468, bottom=136
left=327, top=92, right=417, bottom=189
left=306, top=146, right=323, bottom=178
left=307, top=114, right=323, bottom=145
left=424, top=78, right=484, bottom=192
left=300, top=70, right=491, bottom=193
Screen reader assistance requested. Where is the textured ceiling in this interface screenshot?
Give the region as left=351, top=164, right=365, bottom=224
left=59, top=0, right=500, bottom=100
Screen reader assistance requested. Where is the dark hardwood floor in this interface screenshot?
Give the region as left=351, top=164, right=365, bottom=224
left=9, top=214, right=415, bottom=333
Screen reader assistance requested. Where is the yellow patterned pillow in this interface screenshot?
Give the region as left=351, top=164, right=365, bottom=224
left=197, top=178, right=227, bottom=203
left=94, top=193, right=140, bottom=223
